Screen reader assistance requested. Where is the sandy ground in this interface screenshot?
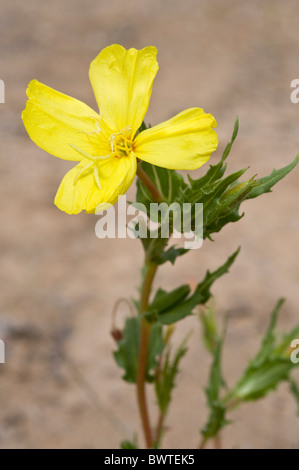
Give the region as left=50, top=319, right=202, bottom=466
left=0, top=0, right=299, bottom=448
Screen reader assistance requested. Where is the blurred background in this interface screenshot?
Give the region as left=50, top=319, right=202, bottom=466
left=0, top=0, right=299, bottom=448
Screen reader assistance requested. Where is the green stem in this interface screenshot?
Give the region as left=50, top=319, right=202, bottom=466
left=155, top=411, right=166, bottom=447
left=198, top=436, right=208, bottom=449
left=137, top=262, right=158, bottom=448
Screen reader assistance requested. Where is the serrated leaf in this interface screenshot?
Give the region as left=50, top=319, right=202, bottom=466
left=231, top=358, right=293, bottom=401
left=228, top=299, right=299, bottom=402
left=147, top=285, right=191, bottom=320
left=201, top=169, right=249, bottom=232
left=203, top=178, right=256, bottom=235
left=201, top=402, right=229, bottom=439
left=179, top=119, right=298, bottom=241
left=159, top=245, right=189, bottom=265
left=246, top=154, right=299, bottom=200
left=253, top=298, right=284, bottom=366
left=206, top=338, right=225, bottom=406
left=205, top=152, right=298, bottom=234
left=201, top=335, right=229, bottom=439
left=157, top=248, right=239, bottom=325
left=143, top=235, right=189, bottom=266
left=199, top=299, right=219, bottom=354
left=113, top=317, right=165, bottom=383
left=221, top=116, right=239, bottom=161
left=155, top=335, right=190, bottom=415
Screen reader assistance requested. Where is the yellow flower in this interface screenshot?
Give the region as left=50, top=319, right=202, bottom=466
left=22, top=44, right=218, bottom=215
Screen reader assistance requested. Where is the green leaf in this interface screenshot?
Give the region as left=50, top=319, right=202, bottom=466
left=246, top=154, right=299, bottom=200
left=228, top=299, right=299, bottom=402
left=221, top=116, right=239, bottom=162
left=120, top=439, right=138, bottom=449
left=203, top=177, right=256, bottom=236
left=253, top=298, right=284, bottom=366
left=201, top=402, right=228, bottom=440
left=201, top=336, right=229, bottom=439
left=159, top=245, right=189, bottom=265
left=206, top=338, right=225, bottom=405
left=113, top=317, right=165, bottom=383
left=155, top=334, right=190, bottom=415
left=199, top=299, right=220, bottom=354
left=147, top=285, right=191, bottom=321
left=143, top=237, right=189, bottom=267
left=177, top=119, right=249, bottom=240
left=230, top=358, right=294, bottom=401
left=157, top=248, right=239, bottom=325
left=201, top=169, right=250, bottom=234
left=178, top=119, right=298, bottom=241
left=204, top=151, right=299, bottom=235
left=274, top=325, right=299, bottom=356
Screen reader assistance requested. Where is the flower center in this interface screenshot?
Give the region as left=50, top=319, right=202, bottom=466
left=109, top=127, right=133, bottom=158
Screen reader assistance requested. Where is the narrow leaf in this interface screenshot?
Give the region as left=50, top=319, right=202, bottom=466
left=246, top=155, right=299, bottom=200
left=158, top=249, right=239, bottom=325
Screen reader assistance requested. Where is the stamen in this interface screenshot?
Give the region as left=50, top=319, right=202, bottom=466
left=94, top=164, right=102, bottom=190
left=70, top=143, right=110, bottom=188
left=77, top=117, right=102, bottom=136
left=108, top=126, right=133, bottom=158
left=73, top=161, right=94, bottom=185
left=109, top=134, right=116, bottom=153
left=69, top=144, right=110, bottom=162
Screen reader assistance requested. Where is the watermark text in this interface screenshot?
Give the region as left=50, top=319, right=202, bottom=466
left=0, top=339, right=5, bottom=363
left=95, top=196, right=203, bottom=249
left=290, top=338, right=299, bottom=364
left=290, top=79, right=299, bottom=103
left=0, top=80, right=4, bottom=103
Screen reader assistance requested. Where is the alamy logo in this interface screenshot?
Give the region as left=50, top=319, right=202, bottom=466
left=0, top=339, right=4, bottom=363
left=95, top=196, right=203, bottom=249
left=290, top=339, right=299, bottom=364
left=290, top=79, right=299, bottom=104
left=0, top=80, right=4, bottom=103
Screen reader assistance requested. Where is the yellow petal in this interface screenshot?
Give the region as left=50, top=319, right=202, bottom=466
left=54, top=155, right=137, bottom=214
left=89, top=44, right=159, bottom=137
left=22, top=80, right=109, bottom=161
left=134, top=108, right=218, bottom=170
